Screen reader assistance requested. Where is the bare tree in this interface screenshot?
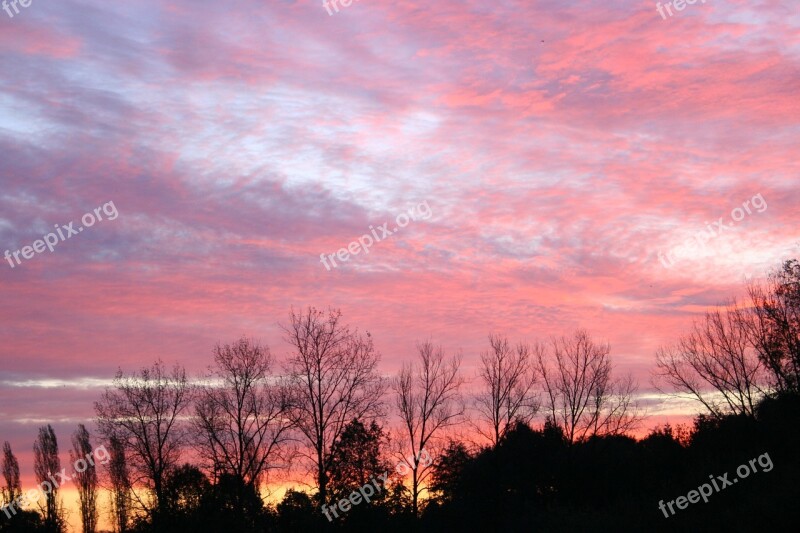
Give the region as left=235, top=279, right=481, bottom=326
left=538, top=330, right=641, bottom=443
left=746, top=260, right=800, bottom=393
left=282, top=307, right=385, bottom=506
left=33, top=424, right=65, bottom=532
left=654, top=302, right=765, bottom=418
left=588, top=372, right=642, bottom=437
left=394, top=340, right=464, bottom=517
left=95, top=361, right=193, bottom=523
left=195, top=337, right=294, bottom=490
left=2, top=441, right=21, bottom=507
left=474, top=334, right=539, bottom=446
left=106, top=435, right=131, bottom=533
left=71, top=424, right=98, bottom=533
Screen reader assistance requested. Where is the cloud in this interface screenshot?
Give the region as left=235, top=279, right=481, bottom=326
left=1, top=0, right=798, bottom=457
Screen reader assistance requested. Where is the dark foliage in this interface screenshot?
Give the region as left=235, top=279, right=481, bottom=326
left=420, top=393, right=800, bottom=533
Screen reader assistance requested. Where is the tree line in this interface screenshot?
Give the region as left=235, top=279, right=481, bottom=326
left=2, top=260, right=799, bottom=533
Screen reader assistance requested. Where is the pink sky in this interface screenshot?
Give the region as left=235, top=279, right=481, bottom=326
left=1, top=0, right=799, bottom=512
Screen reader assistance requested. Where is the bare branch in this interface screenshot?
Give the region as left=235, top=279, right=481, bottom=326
left=194, top=337, right=295, bottom=491
left=538, top=330, right=642, bottom=443
left=653, top=300, right=765, bottom=418
left=94, top=360, right=193, bottom=520
left=393, top=340, right=464, bottom=516
left=474, top=334, right=539, bottom=446
left=282, top=307, right=386, bottom=505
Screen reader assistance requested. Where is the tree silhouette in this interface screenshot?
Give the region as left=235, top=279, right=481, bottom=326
left=393, top=340, right=464, bottom=517
left=655, top=301, right=765, bottom=417
left=537, top=330, right=641, bottom=443
left=159, top=464, right=209, bottom=532
left=1, top=441, right=21, bottom=509
left=16, top=284, right=788, bottom=532
left=194, top=337, right=294, bottom=512
left=282, top=307, right=385, bottom=506
left=33, top=424, right=65, bottom=533
left=106, top=434, right=131, bottom=533
left=748, top=259, right=800, bottom=392
left=70, top=424, right=98, bottom=533
left=95, top=361, right=193, bottom=525
left=198, top=473, right=271, bottom=533
left=474, top=334, right=539, bottom=445
left=327, top=419, right=392, bottom=513
left=429, top=440, right=471, bottom=505
left=276, top=489, right=321, bottom=532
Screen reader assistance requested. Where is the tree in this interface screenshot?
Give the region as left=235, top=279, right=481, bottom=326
left=195, top=337, right=294, bottom=492
left=538, top=330, right=641, bottom=443
left=276, top=489, right=321, bottom=532
left=95, top=360, right=193, bottom=523
left=746, top=259, right=800, bottom=392
left=1, top=441, right=21, bottom=508
left=327, top=419, right=392, bottom=509
left=106, top=435, right=131, bottom=533
left=474, top=334, right=539, bottom=446
left=654, top=302, right=765, bottom=418
left=282, top=307, right=386, bottom=506
left=394, top=340, right=464, bottom=517
left=200, top=473, right=269, bottom=533
left=71, top=424, right=98, bottom=533
left=429, top=440, right=472, bottom=505
left=33, top=424, right=65, bottom=532
left=160, top=463, right=211, bottom=532
left=382, top=480, right=413, bottom=519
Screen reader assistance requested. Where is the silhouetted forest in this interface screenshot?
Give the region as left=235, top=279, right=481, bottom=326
left=2, top=260, right=799, bottom=533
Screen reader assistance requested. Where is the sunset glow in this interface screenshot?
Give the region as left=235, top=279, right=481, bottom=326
left=2, top=0, right=799, bottom=531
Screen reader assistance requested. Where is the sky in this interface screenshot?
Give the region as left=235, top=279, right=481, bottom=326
left=1, top=0, right=799, bottom=525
